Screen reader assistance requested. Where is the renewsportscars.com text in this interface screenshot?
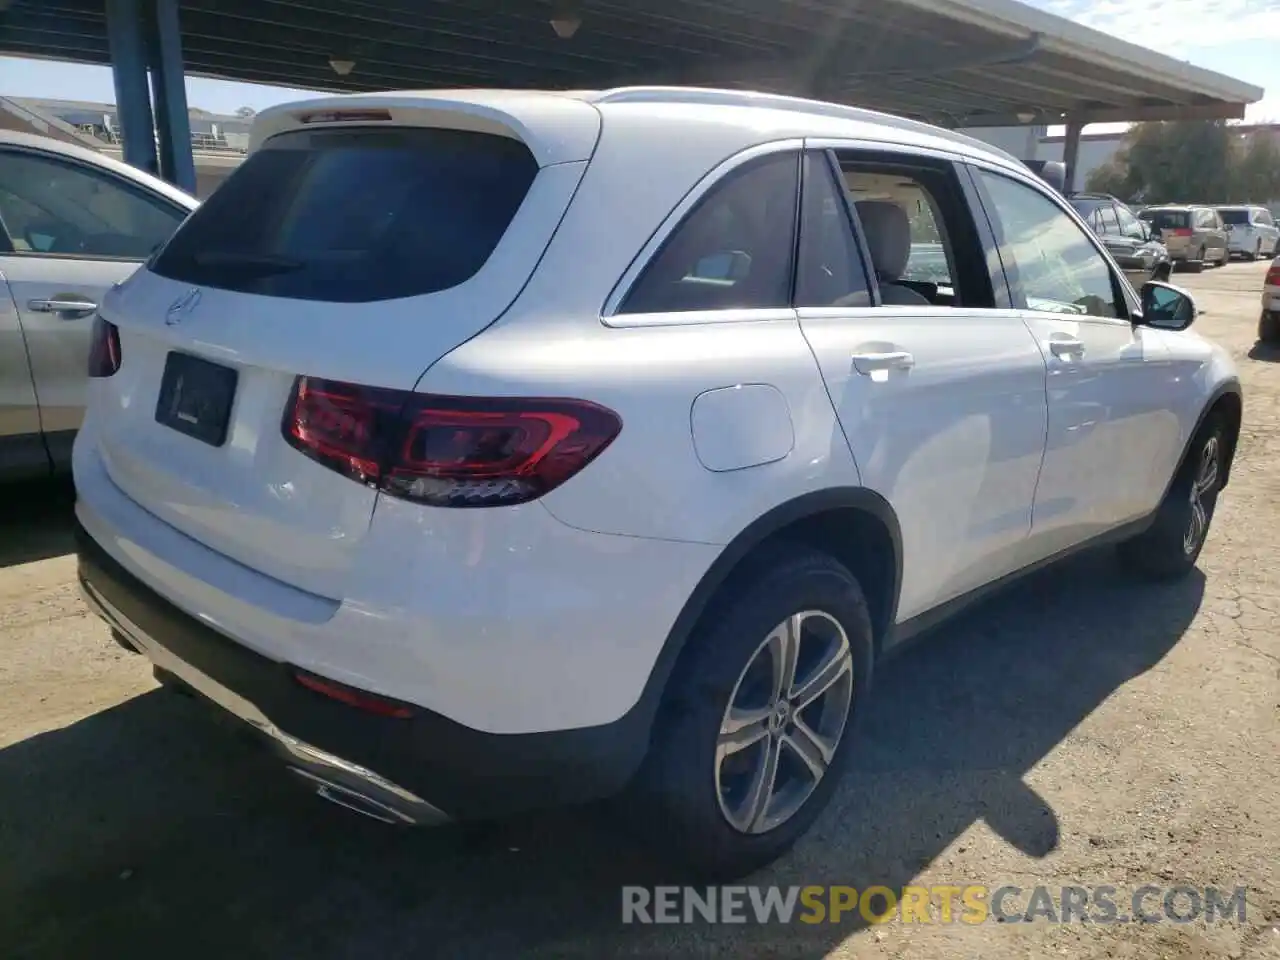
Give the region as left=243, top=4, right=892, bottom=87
left=621, top=884, right=1248, bottom=925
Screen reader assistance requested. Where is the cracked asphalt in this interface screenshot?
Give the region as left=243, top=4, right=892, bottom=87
left=1, top=260, right=1277, bottom=959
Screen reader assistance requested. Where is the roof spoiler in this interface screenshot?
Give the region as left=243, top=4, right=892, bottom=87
left=1025, top=159, right=1066, bottom=194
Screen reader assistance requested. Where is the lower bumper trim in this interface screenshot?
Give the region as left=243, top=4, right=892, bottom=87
left=80, top=576, right=450, bottom=827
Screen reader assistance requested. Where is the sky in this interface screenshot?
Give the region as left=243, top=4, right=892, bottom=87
left=0, top=0, right=1275, bottom=127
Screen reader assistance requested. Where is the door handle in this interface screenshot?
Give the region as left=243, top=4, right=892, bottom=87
left=851, top=351, right=915, bottom=375
left=28, top=297, right=98, bottom=317
left=1047, top=337, right=1085, bottom=358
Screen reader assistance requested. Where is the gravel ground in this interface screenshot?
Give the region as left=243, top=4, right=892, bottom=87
left=1, top=261, right=1277, bottom=960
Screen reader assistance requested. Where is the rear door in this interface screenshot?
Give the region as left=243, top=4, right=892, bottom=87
left=87, top=101, right=599, bottom=599
left=795, top=146, right=1048, bottom=622
left=0, top=145, right=190, bottom=454
left=0, top=270, right=45, bottom=477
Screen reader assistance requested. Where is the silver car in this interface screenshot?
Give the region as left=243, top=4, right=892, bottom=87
left=1, top=131, right=198, bottom=480
left=1218, top=205, right=1279, bottom=261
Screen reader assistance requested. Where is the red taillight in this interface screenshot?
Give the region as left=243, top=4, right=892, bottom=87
left=1170, top=228, right=1193, bottom=237
left=88, top=315, right=121, bottom=377
left=1267, top=263, right=1280, bottom=286
left=282, top=376, right=622, bottom=508
left=293, top=670, right=415, bottom=719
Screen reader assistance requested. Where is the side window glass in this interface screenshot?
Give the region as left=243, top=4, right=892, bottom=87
left=795, top=152, right=870, bottom=308
left=839, top=160, right=984, bottom=307
left=977, top=170, right=1122, bottom=319
left=1117, top=206, right=1143, bottom=238
left=619, top=153, right=798, bottom=315
left=1098, top=205, right=1120, bottom=235
left=0, top=150, right=185, bottom=259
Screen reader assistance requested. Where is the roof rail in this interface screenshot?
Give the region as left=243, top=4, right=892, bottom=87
left=590, top=86, right=1024, bottom=167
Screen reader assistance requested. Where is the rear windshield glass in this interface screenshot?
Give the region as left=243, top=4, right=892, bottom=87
left=1139, top=210, right=1190, bottom=230
left=1218, top=209, right=1251, bottom=225
left=1069, top=198, right=1100, bottom=217
left=151, top=127, right=538, bottom=302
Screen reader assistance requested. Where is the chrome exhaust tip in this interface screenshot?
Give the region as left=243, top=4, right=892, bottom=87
left=289, top=768, right=420, bottom=825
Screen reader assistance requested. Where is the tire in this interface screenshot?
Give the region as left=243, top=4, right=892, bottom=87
left=621, top=546, right=875, bottom=880
left=1247, top=241, right=1260, bottom=261
left=1259, top=312, right=1280, bottom=344
left=1117, top=416, right=1224, bottom=580
left=1189, top=249, right=1206, bottom=273
left=1152, top=262, right=1172, bottom=283
left=1217, top=245, right=1230, bottom=267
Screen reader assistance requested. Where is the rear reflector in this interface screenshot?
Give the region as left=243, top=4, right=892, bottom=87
left=293, top=670, right=415, bottom=719
left=282, top=377, right=622, bottom=508
left=297, top=109, right=393, bottom=124
left=88, top=315, right=121, bottom=378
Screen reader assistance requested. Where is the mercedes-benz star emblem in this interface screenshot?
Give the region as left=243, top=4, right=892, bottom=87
left=166, top=288, right=202, bottom=326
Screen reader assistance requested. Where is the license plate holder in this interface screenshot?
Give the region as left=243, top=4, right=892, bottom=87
left=155, top=352, right=238, bottom=447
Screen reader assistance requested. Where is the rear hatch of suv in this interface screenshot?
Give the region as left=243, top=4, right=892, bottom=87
left=1140, top=208, right=1193, bottom=255
left=86, top=93, right=599, bottom=599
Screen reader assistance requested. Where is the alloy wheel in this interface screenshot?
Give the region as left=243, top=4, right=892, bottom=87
left=1183, top=435, right=1220, bottom=555
left=714, top=610, right=854, bottom=835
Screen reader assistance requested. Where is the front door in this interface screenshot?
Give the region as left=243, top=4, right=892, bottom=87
left=794, top=148, right=1048, bottom=623
left=971, top=167, right=1179, bottom=557
left=0, top=146, right=189, bottom=448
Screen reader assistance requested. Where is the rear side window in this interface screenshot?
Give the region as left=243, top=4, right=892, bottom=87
left=151, top=127, right=538, bottom=303
left=619, top=152, right=799, bottom=314
left=1219, top=209, right=1250, bottom=225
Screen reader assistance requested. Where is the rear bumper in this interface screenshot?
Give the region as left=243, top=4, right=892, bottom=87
left=76, top=522, right=654, bottom=821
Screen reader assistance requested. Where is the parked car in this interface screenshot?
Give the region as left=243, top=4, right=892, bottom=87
left=0, top=130, right=198, bottom=481
left=1068, top=192, right=1173, bottom=284
left=1217, top=205, right=1279, bottom=261
left=1137, top=204, right=1229, bottom=270
left=1259, top=254, right=1280, bottom=342
left=74, top=87, right=1241, bottom=880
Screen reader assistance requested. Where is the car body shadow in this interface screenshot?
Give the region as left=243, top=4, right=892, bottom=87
left=1247, top=340, right=1280, bottom=362
left=0, top=476, right=76, bottom=568
left=1, top=549, right=1203, bottom=959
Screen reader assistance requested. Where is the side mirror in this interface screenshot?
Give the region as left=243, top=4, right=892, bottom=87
left=1138, top=280, right=1197, bottom=331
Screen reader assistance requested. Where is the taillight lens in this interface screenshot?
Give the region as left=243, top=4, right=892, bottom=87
left=88, top=315, right=121, bottom=377
left=1266, top=263, right=1280, bottom=286
left=1170, top=228, right=1193, bottom=237
left=282, top=376, right=622, bottom=508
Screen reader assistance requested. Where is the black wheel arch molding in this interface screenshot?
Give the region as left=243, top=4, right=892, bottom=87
left=1172, top=379, right=1243, bottom=497
left=630, top=486, right=904, bottom=718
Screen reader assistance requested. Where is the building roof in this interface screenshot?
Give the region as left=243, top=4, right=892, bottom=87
left=0, top=0, right=1265, bottom=127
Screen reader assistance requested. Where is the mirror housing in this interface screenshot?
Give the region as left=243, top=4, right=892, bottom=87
left=1137, top=280, right=1197, bottom=331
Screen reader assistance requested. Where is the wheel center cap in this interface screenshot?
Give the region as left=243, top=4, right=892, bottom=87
left=770, top=701, right=790, bottom=731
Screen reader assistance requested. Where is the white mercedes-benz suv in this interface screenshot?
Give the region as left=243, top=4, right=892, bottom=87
left=74, top=87, right=1241, bottom=879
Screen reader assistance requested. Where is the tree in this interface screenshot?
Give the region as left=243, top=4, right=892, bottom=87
left=1084, top=152, right=1138, bottom=200
left=1234, top=133, right=1280, bottom=203
left=1122, top=120, right=1237, bottom=203
left=1090, top=120, right=1278, bottom=205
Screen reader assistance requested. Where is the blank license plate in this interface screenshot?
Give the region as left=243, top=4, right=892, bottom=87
left=155, top=352, right=238, bottom=447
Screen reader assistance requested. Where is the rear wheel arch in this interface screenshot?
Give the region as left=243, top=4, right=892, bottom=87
left=637, top=489, right=903, bottom=726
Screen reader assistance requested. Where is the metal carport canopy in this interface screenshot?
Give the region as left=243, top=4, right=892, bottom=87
left=0, top=0, right=1265, bottom=127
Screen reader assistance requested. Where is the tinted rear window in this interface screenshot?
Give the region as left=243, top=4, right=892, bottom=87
left=152, top=127, right=538, bottom=302
left=1069, top=198, right=1100, bottom=217
left=1140, top=210, right=1190, bottom=229
left=1219, top=209, right=1251, bottom=225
